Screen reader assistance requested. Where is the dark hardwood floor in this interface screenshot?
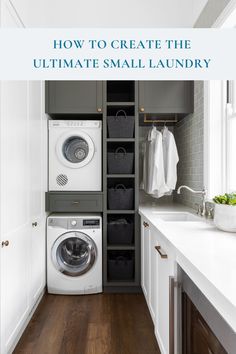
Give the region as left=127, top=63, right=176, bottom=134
left=14, top=293, right=161, bottom=354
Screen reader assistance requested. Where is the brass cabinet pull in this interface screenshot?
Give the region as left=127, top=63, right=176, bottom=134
left=143, top=221, right=149, bottom=228
left=97, top=108, right=102, bottom=113
left=140, top=107, right=145, bottom=112
left=2, top=240, right=9, bottom=247
left=155, top=245, right=168, bottom=258
left=32, top=222, right=38, bottom=227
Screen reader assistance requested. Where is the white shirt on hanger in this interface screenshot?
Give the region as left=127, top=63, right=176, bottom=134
left=142, top=127, right=169, bottom=197
left=162, top=126, right=179, bottom=194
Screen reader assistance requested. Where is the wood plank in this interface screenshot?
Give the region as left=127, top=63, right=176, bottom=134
left=14, top=294, right=160, bottom=354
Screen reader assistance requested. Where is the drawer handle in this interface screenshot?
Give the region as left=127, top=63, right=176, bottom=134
left=72, top=201, right=79, bottom=205
left=143, top=221, right=149, bottom=228
left=155, top=246, right=168, bottom=259
left=32, top=222, right=38, bottom=227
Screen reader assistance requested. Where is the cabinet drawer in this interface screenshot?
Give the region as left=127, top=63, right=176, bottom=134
left=46, top=193, right=103, bottom=212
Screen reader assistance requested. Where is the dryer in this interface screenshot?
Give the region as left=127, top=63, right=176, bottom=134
left=49, top=120, right=102, bottom=191
left=47, top=214, right=102, bottom=295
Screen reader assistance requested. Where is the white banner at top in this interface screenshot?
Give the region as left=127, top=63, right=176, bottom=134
left=0, top=28, right=235, bottom=80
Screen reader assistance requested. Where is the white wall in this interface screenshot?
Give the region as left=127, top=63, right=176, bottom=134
left=9, top=0, right=207, bottom=27
left=194, top=0, right=231, bottom=27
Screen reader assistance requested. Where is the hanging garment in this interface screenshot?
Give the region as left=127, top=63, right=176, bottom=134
left=162, top=126, right=179, bottom=195
left=142, top=127, right=169, bottom=197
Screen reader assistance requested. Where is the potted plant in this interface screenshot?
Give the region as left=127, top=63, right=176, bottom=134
left=213, top=193, right=236, bottom=232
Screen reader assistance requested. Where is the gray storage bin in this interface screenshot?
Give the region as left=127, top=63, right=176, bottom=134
left=107, top=110, right=135, bottom=138
left=108, top=184, right=134, bottom=210
left=107, top=218, right=134, bottom=245
left=107, top=147, right=134, bottom=174
left=108, top=253, right=134, bottom=280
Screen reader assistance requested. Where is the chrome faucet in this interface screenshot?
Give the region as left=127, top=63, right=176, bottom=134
left=177, top=185, right=207, bottom=217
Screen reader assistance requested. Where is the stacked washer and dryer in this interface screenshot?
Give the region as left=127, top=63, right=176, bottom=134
left=47, top=120, right=103, bottom=295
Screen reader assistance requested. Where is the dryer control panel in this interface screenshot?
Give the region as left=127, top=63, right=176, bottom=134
left=49, top=120, right=101, bottom=129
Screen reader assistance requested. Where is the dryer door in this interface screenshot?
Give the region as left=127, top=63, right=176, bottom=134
left=56, top=131, right=95, bottom=169
left=51, top=231, right=97, bottom=277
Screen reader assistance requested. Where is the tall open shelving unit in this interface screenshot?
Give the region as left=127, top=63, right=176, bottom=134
left=103, top=81, right=140, bottom=293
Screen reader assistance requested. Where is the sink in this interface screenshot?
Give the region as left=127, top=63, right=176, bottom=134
left=152, top=212, right=200, bottom=222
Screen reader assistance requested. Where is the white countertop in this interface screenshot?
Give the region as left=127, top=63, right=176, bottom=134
left=139, top=203, right=236, bottom=333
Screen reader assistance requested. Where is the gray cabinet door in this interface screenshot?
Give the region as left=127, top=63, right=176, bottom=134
left=45, top=81, right=103, bottom=114
left=138, top=81, right=193, bottom=114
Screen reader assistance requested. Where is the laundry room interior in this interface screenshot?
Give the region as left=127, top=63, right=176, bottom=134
left=1, top=1, right=236, bottom=354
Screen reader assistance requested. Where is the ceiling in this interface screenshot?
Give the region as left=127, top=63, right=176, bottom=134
left=9, top=0, right=208, bottom=28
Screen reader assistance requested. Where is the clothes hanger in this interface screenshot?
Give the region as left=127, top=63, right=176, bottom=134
left=161, top=121, right=168, bottom=134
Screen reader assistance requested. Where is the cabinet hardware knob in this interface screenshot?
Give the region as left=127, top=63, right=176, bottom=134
left=140, top=107, right=145, bottom=112
left=97, top=108, right=102, bottom=113
left=32, top=222, right=38, bottom=227
left=143, top=221, right=149, bottom=228
left=72, top=201, right=79, bottom=205
left=155, top=245, right=168, bottom=259
left=2, top=240, right=9, bottom=247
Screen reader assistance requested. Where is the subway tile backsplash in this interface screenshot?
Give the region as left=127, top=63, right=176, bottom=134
left=174, top=81, right=204, bottom=209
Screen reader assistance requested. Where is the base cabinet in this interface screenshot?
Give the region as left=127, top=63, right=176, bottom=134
left=141, top=217, right=175, bottom=354
left=141, top=218, right=151, bottom=302
left=1, top=225, right=30, bottom=354
left=30, top=219, right=46, bottom=304
left=154, top=229, right=175, bottom=354
left=149, top=226, right=159, bottom=323
left=182, top=293, right=227, bottom=354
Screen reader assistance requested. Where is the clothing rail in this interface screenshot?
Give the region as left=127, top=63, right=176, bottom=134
left=143, top=114, right=178, bottom=124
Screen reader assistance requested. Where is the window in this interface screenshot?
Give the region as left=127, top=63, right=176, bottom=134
left=226, top=81, right=236, bottom=192
left=205, top=4, right=236, bottom=199
left=204, top=81, right=227, bottom=199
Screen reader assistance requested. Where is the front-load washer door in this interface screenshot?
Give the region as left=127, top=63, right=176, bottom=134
left=56, top=131, right=95, bottom=169
left=51, top=231, right=97, bottom=277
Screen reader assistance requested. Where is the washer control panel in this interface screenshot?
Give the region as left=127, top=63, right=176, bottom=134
left=48, top=216, right=101, bottom=230
left=83, top=219, right=100, bottom=226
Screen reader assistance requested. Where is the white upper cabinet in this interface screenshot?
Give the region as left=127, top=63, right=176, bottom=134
left=28, top=81, right=46, bottom=304
left=1, top=81, right=29, bottom=234
left=29, top=81, right=44, bottom=219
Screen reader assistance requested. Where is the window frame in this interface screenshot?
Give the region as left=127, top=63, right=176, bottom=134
left=204, top=2, right=236, bottom=199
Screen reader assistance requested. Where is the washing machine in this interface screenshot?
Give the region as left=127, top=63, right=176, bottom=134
left=47, top=214, right=102, bottom=295
left=49, top=120, right=102, bottom=191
